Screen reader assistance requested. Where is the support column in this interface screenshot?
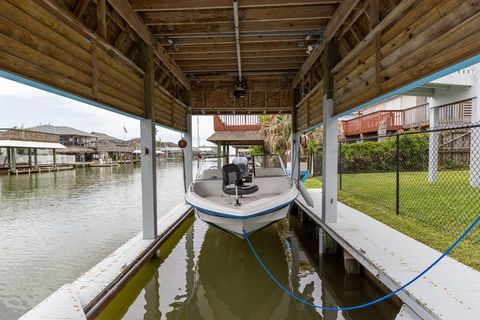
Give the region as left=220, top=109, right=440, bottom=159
left=28, top=148, right=32, bottom=167
left=428, top=102, right=439, bottom=183
left=291, top=95, right=300, bottom=185
left=321, top=40, right=338, bottom=225
left=470, top=68, right=480, bottom=187
left=33, top=149, right=38, bottom=168
left=322, top=97, right=338, bottom=223
left=183, top=113, right=193, bottom=193
left=52, top=149, right=57, bottom=168
left=217, top=143, right=222, bottom=168
left=140, top=42, right=157, bottom=239
left=11, top=148, right=17, bottom=170
left=6, top=147, right=11, bottom=170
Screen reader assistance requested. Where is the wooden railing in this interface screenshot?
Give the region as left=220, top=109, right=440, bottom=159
left=403, top=103, right=429, bottom=129
left=439, top=100, right=472, bottom=125
left=0, top=129, right=60, bottom=143
left=214, top=115, right=261, bottom=131
left=341, top=100, right=473, bottom=137
left=341, top=110, right=403, bottom=136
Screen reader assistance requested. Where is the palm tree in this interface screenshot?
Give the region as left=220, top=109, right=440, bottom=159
left=261, top=115, right=292, bottom=155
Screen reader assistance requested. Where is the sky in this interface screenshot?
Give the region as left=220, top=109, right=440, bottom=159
left=0, top=77, right=214, bottom=146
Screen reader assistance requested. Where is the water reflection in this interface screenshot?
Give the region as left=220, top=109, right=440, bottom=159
left=101, top=215, right=400, bottom=320
left=0, top=161, right=185, bottom=319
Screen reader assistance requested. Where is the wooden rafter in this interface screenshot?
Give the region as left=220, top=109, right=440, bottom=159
left=106, top=0, right=190, bottom=89
left=132, top=0, right=341, bottom=11
left=142, top=5, right=335, bottom=25
left=96, top=0, right=107, bottom=39
left=292, top=0, right=360, bottom=88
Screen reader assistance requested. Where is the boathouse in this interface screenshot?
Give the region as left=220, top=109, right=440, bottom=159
left=30, top=125, right=98, bottom=162
left=1, top=0, right=479, bottom=319
left=0, top=128, right=69, bottom=174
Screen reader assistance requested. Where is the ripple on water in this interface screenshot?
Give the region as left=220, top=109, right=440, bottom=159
left=0, top=163, right=186, bottom=320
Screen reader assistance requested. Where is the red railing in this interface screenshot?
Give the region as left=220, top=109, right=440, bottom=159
left=341, top=110, right=403, bottom=136
left=214, top=115, right=261, bottom=131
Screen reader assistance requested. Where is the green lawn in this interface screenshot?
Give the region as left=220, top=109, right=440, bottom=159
left=305, top=171, right=480, bottom=271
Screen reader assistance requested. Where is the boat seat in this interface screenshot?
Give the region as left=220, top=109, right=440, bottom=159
left=222, top=164, right=259, bottom=196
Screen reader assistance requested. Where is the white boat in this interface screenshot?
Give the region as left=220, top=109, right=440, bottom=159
left=186, top=155, right=298, bottom=238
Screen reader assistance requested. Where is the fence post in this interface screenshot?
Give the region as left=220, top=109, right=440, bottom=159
left=396, top=134, right=400, bottom=215
left=339, top=141, right=343, bottom=191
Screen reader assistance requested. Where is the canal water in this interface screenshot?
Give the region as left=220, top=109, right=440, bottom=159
left=0, top=161, right=185, bottom=320
left=98, top=215, right=401, bottom=320
left=1, top=161, right=401, bottom=319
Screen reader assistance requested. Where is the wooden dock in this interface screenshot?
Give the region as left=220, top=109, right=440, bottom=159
left=296, top=189, right=480, bottom=320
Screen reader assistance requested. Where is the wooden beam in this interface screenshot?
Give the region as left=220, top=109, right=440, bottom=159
left=325, top=0, right=361, bottom=39
left=322, top=40, right=336, bottom=98
left=96, top=0, right=107, bottom=39
left=174, top=51, right=307, bottom=60
left=332, top=0, right=416, bottom=73
left=158, top=34, right=315, bottom=47
left=133, top=0, right=341, bottom=11
left=369, top=0, right=380, bottom=31
left=182, top=63, right=302, bottom=72
left=142, top=5, right=335, bottom=25
left=169, top=42, right=307, bottom=54
left=292, top=0, right=360, bottom=88
left=141, top=41, right=155, bottom=119
left=106, top=0, right=190, bottom=89
left=74, top=0, right=91, bottom=18
left=177, top=56, right=306, bottom=66
left=152, top=20, right=328, bottom=35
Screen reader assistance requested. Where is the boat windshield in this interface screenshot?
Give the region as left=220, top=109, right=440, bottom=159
left=195, top=154, right=286, bottom=181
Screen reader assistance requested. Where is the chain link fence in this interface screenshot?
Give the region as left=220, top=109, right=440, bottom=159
left=336, top=124, right=480, bottom=243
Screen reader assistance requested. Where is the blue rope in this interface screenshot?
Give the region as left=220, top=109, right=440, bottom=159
left=242, top=214, right=480, bottom=311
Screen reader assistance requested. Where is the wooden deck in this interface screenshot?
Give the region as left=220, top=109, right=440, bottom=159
left=296, top=189, right=480, bottom=320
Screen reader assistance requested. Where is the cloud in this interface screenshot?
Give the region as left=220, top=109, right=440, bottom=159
left=0, top=76, right=215, bottom=143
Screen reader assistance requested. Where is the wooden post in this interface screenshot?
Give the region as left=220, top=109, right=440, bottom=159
left=6, top=147, right=11, bottom=170
left=11, top=148, right=17, bottom=170
left=34, top=149, right=38, bottom=169
left=140, top=41, right=157, bottom=240
left=183, top=112, right=193, bottom=193
left=28, top=148, right=32, bottom=168
left=291, top=88, right=300, bottom=185
left=322, top=40, right=338, bottom=224
left=53, top=149, right=57, bottom=168
left=96, top=0, right=107, bottom=39
left=344, top=251, right=361, bottom=274
left=319, top=227, right=337, bottom=255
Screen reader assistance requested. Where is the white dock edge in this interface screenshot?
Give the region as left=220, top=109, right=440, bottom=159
left=296, top=189, right=480, bottom=320
left=20, top=203, right=192, bottom=320
left=396, top=305, right=423, bottom=320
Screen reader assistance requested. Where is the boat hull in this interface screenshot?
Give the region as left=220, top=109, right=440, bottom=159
left=194, top=203, right=292, bottom=238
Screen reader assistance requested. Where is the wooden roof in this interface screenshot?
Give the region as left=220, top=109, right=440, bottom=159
left=1, top=1, right=479, bottom=132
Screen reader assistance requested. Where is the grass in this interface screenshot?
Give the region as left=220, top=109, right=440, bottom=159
left=305, top=172, right=480, bottom=271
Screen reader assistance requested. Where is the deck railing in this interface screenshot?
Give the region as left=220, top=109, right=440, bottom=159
left=403, top=103, right=429, bottom=129
left=341, top=110, right=403, bottom=136
left=342, top=100, right=472, bottom=137
left=439, top=100, right=472, bottom=125
left=214, top=115, right=261, bottom=131
left=0, top=128, right=60, bottom=143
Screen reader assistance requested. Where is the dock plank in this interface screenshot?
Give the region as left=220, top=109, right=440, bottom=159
left=297, top=189, right=480, bottom=320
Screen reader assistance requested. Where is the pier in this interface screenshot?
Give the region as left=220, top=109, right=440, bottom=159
left=1, top=0, right=479, bottom=319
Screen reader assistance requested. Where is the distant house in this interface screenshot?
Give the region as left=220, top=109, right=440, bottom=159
left=92, top=132, right=134, bottom=162
left=29, top=125, right=97, bottom=161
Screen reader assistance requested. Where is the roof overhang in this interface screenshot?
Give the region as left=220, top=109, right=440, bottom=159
left=0, top=140, right=67, bottom=149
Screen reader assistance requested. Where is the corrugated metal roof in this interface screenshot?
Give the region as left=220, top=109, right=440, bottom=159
left=29, top=125, right=97, bottom=138
left=0, top=140, right=66, bottom=149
